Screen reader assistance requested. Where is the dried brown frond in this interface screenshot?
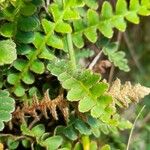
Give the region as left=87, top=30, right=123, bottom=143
left=108, top=78, right=150, bottom=108
left=13, top=90, right=69, bottom=123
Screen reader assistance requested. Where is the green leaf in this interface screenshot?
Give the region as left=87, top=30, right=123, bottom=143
left=138, top=6, right=150, bottom=16
left=103, top=42, right=130, bottom=72
left=73, top=20, right=85, bottom=48
left=72, top=33, right=84, bottom=48
left=84, top=0, right=98, bottom=9
left=55, top=21, right=72, bottom=33
left=126, top=12, right=139, bottom=24
left=15, top=31, right=35, bottom=44
left=28, top=87, right=39, bottom=97
left=67, top=87, right=86, bottom=101
left=64, top=0, right=85, bottom=8
left=91, top=105, right=104, bottom=118
left=116, top=0, right=127, bottom=15
left=77, top=70, right=100, bottom=88
left=84, top=27, right=97, bottom=43
left=112, top=17, right=126, bottom=31
left=73, top=20, right=85, bottom=31
left=118, top=119, right=132, bottom=130
left=63, top=8, right=80, bottom=20
left=7, top=73, right=19, bottom=85
left=49, top=3, right=63, bottom=22
left=90, top=83, right=108, bottom=98
left=0, top=39, right=16, bottom=65
left=42, top=19, right=55, bottom=34
left=22, top=139, right=31, bottom=148
left=87, top=9, right=99, bottom=25
left=0, top=23, right=15, bottom=37
left=99, top=124, right=109, bottom=134
left=91, top=127, right=100, bottom=137
left=7, top=139, right=19, bottom=150
left=0, top=90, right=15, bottom=131
left=33, top=32, right=44, bottom=48
left=98, top=22, right=113, bottom=38
left=13, top=59, right=28, bottom=71
left=101, top=144, right=111, bottom=150
left=14, top=85, right=25, bottom=97
left=22, top=71, right=35, bottom=84
left=20, top=3, right=37, bottom=16
left=30, top=60, right=45, bottom=74
left=87, top=116, right=100, bottom=128
left=21, top=124, right=33, bottom=136
left=101, top=2, right=113, bottom=19
left=99, top=96, right=113, bottom=109
left=129, top=0, right=140, bottom=10
left=74, top=118, right=91, bottom=135
left=42, top=136, right=63, bottom=150
left=76, top=48, right=94, bottom=61
left=31, top=124, right=45, bottom=138
left=39, top=47, right=56, bottom=60
left=0, top=111, right=11, bottom=122
left=63, top=126, right=78, bottom=141
left=17, top=44, right=33, bottom=55
left=18, top=16, right=39, bottom=32
left=47, top=34, right=63, bottom=49
left=79, top=97, right=95, bottom=112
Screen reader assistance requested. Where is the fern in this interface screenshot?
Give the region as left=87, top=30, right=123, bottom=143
left=0, top=0, right=150, bottom=149
left=6, top=0, right=83, bottom=97
left=3, top=0, right=150, bottom=97
left=1, top=1, right=43, bottom=97
left=13, top=90, right=68, bottom=122
left=21, top=124, right=63, bottom=150
left=97, top=39, right=130, bottom=72
left=47, top=60, right=150, bottom=124
left=47, top=60, right=116, bottom=123
left=72, top=0, right=150, bottom=48
left=108, top=78, right=150, bottom=108
left=55, top=115, right=132, bottom=141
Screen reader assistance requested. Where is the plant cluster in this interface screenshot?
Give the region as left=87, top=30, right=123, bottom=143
left=0, top=0, right=150, bottom=149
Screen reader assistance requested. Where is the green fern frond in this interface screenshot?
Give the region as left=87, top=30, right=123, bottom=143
left=21, top=124, right=63, bottom=150
left=47, top=60, right=115, bottom=123
left=72, top=0, right=150, bottom=48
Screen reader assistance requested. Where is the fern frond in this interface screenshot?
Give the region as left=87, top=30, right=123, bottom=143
left=5, top=0, right=150, bottom=97
left=47, top=60, right=116, bottom=123
left=108, top=78, right=150, bottom=107
left=21, top=123, right=63, bottom=149
left=72, top=0, right=150, bottom=48
left=13, top=90, right=69, bottom=122
left=55, top=114, right=132, bottom=141
left=7, top=0, right=83, bottom=97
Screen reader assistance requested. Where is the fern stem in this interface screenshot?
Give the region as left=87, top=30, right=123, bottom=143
left=67, top=33, right=76, bottom=70
left=126, top=105, right=146, bottom=150
left=81, top=135, right=90, bottom=150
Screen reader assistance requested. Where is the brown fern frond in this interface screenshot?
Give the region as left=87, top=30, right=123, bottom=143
left=108, top=78, right=150, bottom=108
left=13, top=90, right=69, bottom=123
